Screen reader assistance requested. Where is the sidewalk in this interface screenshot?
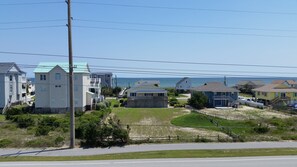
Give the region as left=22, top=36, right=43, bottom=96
left=1, top=142, right=297, bottom=157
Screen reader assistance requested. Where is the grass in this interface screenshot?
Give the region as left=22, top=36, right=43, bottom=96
left=171, top=112, right=255, bottom=136
left=106, top=99, right=120, bottom=107
left=0, top=115, right=5, bottom=122
left=1, top=148, right=297, bottom=161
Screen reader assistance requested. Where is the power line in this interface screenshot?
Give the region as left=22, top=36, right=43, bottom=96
left=74, top=19, right=297, bottom=33
left=0, top=19, right=66, bottom=25
left=73, top=25, right=296, bottom=38
left=0, top=1, right=63, bottom=6
left=20, top=64, right=297, bottom=76
left=72, top=1, right=297, bottom=15
left=0, top=25, right=65, bottom=30
left=2, top=51, right=297, bottom=69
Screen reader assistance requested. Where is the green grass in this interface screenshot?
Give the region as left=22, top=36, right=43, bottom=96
left=177, top=99, right=188, bottom=105
left=106, top=99, right=120, bottom=107
left=171, top=112, right=255, bottom=136
left=0, top=115, right=5, bottom=122
left=1, top=148, right=297, bottom=161
left=113, top=108, right=188, bottom=124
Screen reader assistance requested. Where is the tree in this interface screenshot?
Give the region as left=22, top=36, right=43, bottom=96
left=188, top=92, right=208, bottom=109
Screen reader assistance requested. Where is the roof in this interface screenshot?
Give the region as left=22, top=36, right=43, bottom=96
left=176, top=77, right=190, bottom=85
left=253, top=84, right=297, bottom=93
left=91, top=72, right=113, bottom=75
left=0, top=62, right=25, bottom=74
left=237, top=80, right=265, bottom=86
left=271, top=80, right=297, bottom=85
left=34, top=62, right=90, bottom=73
left=191, top=82, right=239, bottom=92
left=127, top=86, right=167, bottom=93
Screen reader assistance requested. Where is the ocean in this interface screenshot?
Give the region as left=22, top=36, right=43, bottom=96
left=29, top=77, right=297, bottom=88
left=115, top=77, right=297, bottom=88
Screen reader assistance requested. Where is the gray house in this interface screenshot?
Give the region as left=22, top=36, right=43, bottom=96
left=0, top=63, right=27, bottom=111
left=236, top=80, right=265, bottom=90
left=191, top=82, right=239, bottom=107
left=91, top=72, right=113, bottom=88
left=126, top=86, right=168, bottom=108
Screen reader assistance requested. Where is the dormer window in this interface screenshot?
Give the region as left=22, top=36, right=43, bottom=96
left=40, top=74, right=46, bottom=81
left=9, top=75, right=12, bottom=81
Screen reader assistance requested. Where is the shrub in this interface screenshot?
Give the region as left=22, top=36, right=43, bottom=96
left=0, top=139, right=13, bottom=148
left=169, top=98, right=179, bottom=106
left=13, top=115, right=35, bottom=128
left=113, top=104, right=119, bottom=108
left=104, top=101, right=111, bottom=108
left=35, top=125, right=51, bottom=136
left=75, top=110, right=84, bottom=117
left=39, top=117, right=59, bottom=129
left=174, top=103, right=185, bottom=108
left=188, top=92, right=208, bottom=109
left=96, top=102, right=107, bottom=111
left=5, top=105, right=32, bottom=120
left=54, top=136, right=65, bottom=146
left=254, top=126, right=269, bottom=134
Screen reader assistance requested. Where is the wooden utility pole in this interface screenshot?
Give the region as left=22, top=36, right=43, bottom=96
left=66, top=0, right=75, bottom=148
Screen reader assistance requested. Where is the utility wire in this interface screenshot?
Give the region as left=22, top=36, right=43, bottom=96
left=0, top=1, right=63, bottom=6
left=0, top=25, right=65, bottom=30
left=2, top=51, right=297, bottom=69
left=73, top=1, right=297, bottom=15
left=74, top=19, right=297, bottom=33
left=73, top=25, right=296, bottom=38
left=0, top=19, right=66, bottom=25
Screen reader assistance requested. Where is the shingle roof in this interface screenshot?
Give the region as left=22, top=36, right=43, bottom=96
left=253, top=84, right=297, bottom=93
left=34, top=62, right=90, bottom=73
left=127, top=86, right=167, bottom=93
left=237, top=80, right=265, bottom=86
left=0, top=62, right=24, bottom=74
left=176, top=77, right=190, bottom=85
left=191, top=82, right=239, bottom=92
left=271, top=80, right=297, bottom=85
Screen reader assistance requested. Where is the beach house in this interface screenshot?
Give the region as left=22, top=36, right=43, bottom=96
left=191, top=82, right=239, bottom=107
left=175, top=77, right=191, bottom=92
left=34, top=62, right=98, bottom=113
left=0, top=63, right=27, bottom=112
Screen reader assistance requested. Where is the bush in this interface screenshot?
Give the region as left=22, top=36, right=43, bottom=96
left=96, top=102, right=107, bottom=111
left=113, top=104, right=119, bottom=108
left=35, top=125, right=51, bottom=136
left=5, top=105, right=32, bottom=120
left=254, top=126, right=269, bottom=134
left=104, top=101, right=111, bottom=108
left=39, top=117, right=59, bottom=129
left=0, top=139, right=13, bottom=148
left=188, top=92, right=208, bottom=109
left=75, top=110, right=84, bottom=117
left=174, top=103, right=185, bottom=108
left=54, top=136, right=65, bottom=146
left=169, top=98, right=179, bottom=106
left=12, top=115, right=35, bottom=128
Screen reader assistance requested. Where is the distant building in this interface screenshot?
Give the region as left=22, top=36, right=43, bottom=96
left=253, top=83, right=297, bottom=105
left=0, top=63, right=27, bottom=111
left=271, top=80, right=297, bottom=88
left=175, top=77, right=191, bottom=91
left=126, top=85, right=168, bottom=108
left=191, top=82, right=239, bottom=108
left=236, top=80, right=265, bottom=90
left=34, top=62, right=97, bottom=113
left=135, top=80, right=160, bottom=87
left=91, top=72, right=113, bottom=88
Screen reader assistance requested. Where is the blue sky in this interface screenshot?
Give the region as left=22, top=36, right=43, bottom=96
left=0, top=0, right=297, bottom=78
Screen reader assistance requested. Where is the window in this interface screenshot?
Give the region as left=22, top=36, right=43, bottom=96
left=130, top=93, right=136, bottom=97
left=40, top=74, right=46, bottom=81
left=55, top=73, right=61, bottom=80
left=294, top=93, right=297, bottom=97
left=9, top=75, right=12, bottom=81
left=9, top=85, right=13, bottom=93
left=158, top=93, right=164, bottom=97
left=144, top=93, right=153, bottom=96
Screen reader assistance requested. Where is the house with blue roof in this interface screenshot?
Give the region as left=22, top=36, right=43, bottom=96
left=34, top=62, right=100, bottom=113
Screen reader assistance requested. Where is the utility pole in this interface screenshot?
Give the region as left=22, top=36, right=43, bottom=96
left=66, top=0, right=75, bottom=148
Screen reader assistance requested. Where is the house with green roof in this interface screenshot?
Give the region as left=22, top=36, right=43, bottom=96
left=34, top=62, right=100, bottom=113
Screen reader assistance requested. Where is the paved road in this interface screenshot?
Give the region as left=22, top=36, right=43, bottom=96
left=1, top=142, right=297, bottom=157
left=0, top=156, right=296, bottom=167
